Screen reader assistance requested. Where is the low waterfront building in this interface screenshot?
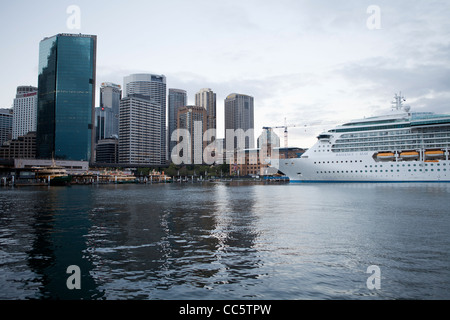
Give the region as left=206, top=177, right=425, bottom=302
left=14, top=159, right=89, bottom=175
left=0, top=131, right=36, bottom=160
left=276, top=147, right=306, bottom=159
left=229, top=147, right=306, bottom=176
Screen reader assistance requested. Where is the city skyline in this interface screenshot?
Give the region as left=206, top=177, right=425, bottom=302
left=1, top=1, right=450, bottom=148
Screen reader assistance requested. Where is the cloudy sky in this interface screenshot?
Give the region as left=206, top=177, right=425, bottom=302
left=1, top=0, right=449, bottom=147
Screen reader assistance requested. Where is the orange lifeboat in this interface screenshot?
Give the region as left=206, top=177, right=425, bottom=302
left=376, top=152, right=395, bottom=161
left=400, top=151, right=419, bottom=160
left=425, top=150, right=444, bottom=159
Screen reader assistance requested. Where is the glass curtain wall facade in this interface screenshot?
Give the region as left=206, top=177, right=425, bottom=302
left=36, top=33, right=97, bottom=162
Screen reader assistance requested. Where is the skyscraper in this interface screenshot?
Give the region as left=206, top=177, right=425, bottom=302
left=123, top=73, right=167, bottom=164
left=13, top=86, right=37, bottom=140
left=224, top=93, right=255, bottom=152
left=118, top=96, right=161, bottom=165
left=0, top=108, right=13, bottom=146
left=95, top=82, right=121, bottom=142
left=176, top=106, right=207, bottom=164
left=195, top=88, right=216, bottom=135
left=168, top=88, right=187, bottom=160
left=36, top=33, right=97, bottom=162
left=95, top=106, right=114, bottom=142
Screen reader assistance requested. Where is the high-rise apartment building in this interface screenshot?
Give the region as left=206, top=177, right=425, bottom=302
left=118, top=95, right=162, bottom=165
left=168, top=88, right=187, bottom=160
left=13, top=86, right=38, bottom=140
left=36, top=33, right=97, bottom=162
left=224, top=93, right=255, bottom=152
left=123, top=73, right=167, bottom=164
left=176, top=106, right=207, bottom=164
left=0, top=108, right=13, bottom=146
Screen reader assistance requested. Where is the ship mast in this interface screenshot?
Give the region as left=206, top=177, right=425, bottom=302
left=391, top=92, right=405, bottom=111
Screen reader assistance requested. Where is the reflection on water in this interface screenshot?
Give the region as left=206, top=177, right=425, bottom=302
left=1, top=182, right=450, bottom=299
left=84, top=183, right=263, bottom=299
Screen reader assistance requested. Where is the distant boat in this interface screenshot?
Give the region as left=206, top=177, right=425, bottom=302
left=34, top=159, right=72, bottom=186
left=114, top=175, right=138, bottom=184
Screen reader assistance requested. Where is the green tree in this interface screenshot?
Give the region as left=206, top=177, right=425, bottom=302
left=166, top=162, right=179, bottom=177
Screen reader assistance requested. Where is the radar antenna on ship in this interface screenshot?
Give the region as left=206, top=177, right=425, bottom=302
left=391, top=92, right=411, bottom=113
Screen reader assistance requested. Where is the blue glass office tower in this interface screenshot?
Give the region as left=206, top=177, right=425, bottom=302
left=36, top=33, right=97, bottom=162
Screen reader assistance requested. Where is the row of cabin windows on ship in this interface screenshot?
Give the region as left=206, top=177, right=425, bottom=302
left=314, top=161, right=447, bottom=166
left=314, top=160, right=363, bottom=164
left=316, top=168, right=447, bottom=174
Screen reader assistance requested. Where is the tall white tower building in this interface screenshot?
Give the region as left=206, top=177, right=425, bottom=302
left=123, top=73, right=167, bottom=164
left=13, top=86, right=38, bottom=139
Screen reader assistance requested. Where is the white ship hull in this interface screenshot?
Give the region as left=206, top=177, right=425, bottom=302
left=273, top=154, right=450, bottom=183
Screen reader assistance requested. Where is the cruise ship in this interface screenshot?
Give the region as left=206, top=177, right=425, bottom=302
left=270, top=93, right=450, bottom=182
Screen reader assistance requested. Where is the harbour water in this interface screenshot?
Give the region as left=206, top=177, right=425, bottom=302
left=1, top=182, right=449, bottom=300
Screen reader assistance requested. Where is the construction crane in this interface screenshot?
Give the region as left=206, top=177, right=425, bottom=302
left=262, top=118, right=297, bottom=149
